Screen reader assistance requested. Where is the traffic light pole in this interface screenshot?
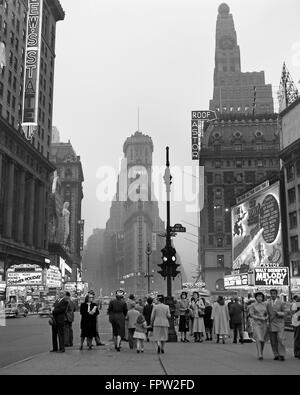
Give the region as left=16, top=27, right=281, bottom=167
left=164, top=147, right=177, bottom=342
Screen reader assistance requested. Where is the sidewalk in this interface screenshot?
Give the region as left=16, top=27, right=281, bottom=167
left=0, top=339, right=299, bottom=375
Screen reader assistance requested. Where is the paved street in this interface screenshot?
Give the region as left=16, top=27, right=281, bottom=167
left=0, top=312, right=299, bottom=375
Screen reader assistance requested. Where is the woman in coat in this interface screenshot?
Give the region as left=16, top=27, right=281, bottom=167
left=189, top=292, right=205, bottom=342
left=249, top=292, right=268, bottom=360
left=178, top=292, right=190, bottom=342
left=151, top=294, right=171, bottom=354
left=79, top=293, right=99, bottom=350
left=107, top=290, right=128, bottom=351
left=212, top=296, right=230, bottom=344
left=203, top=299, right=213, bottom=341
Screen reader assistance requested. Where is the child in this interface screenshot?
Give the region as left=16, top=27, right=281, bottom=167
left=125, top=302, right=140, bottom=349
left=133, top=314, right=148, bottom=353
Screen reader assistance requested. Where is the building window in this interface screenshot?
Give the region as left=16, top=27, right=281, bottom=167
left=209, top=236, right=214, bottom=246
left=215, top=189, right=222, bottom=199
left=236, top=160, right=242, bottom=168
left=216, top=221, right=223, bottom=232
left=217, top=238, right=223, bottom=248
left=215, top=161, right=221, bottom=168
left=288, top=188, right=296, bottom=205
left=217, top=255, right=224, bottom=268
left=287, top=164, right=295, bottom=182
left=235, top=144, right=242, bottom=152
left=215, top=174, right=222, bottom=184
left=214, top=145, right=221, bottom=153
left=226, top=235, right=231, bottom=245
left=256, top=143, right=263, bottom=152
left=291, top=261, right=300, bottom=277
left=289, top=212, right=298, bottom=229
left=296, top=161, right=300, bottom=177
left=214, top=205, right=222, bottom=216
left=291, top=236, right=299, bottom=253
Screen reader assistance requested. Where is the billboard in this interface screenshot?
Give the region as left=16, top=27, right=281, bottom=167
left=224, top=274, right=249, bottom=289
left=232, top=182, right=283, bottom=274
left=253, top=268, right=289, bottom=287
left=6, top=271, right=43, bottom=286
left=22, top=0, right=43, bottom=139
left=46, top=266, right=62, bottom=288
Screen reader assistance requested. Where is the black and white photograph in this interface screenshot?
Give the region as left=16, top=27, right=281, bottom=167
left=0, top=0, right=300, bottom=381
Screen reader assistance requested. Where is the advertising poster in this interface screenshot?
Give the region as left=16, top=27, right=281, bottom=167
left=232, top=182, right=283, bottom=274
left=224, top=274, right=249, bottom=289
left=6, top=271, right=43, bottom=286
left=253, top=267, right=289, bottom=287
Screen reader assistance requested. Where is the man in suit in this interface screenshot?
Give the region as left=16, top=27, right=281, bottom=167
left=266, top=289, right=287, bottom=361
left=64, top=291, right=76, bottom=347
left=229, top=297, right=244, bottom=344
left=51, top=290, right=69, bottom=353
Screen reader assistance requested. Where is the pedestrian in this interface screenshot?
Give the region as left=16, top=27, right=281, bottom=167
left=229, top=297, right=244, bottom=344
left=90, top=291, right=105, bottom=346
left=266, top=289, right=287, bottom=361
left=142, top=297, right=154, bottom=342
left=189, top=296, right=195, bottom=336
left=227, top=297, right=234, bottom=330
left=133, top=314, right=148, bottom=353
left=178, top=292, right=190, bottom=342
left=211, top=296, right=230, bottom=344
left=79, top=293, right=99, bottom=350
left=136, top=298, right=144, bottom=313
left=124, top=294, right=135, bottom=341
left=151, top=294, right=171, bottom=354
left=126, top=301, right=140, bottom=349
left=203, top=299, right=213, bottom=341
left=64, top=291, right=76, bottom=347
left=51, top=290, right=69, bottom=353
left=245, top=297, right=255, bottom=340
left=107, top=290, right=128, bottom=351
left=189, top=292, right=205, bottom=343
left=249, top=291, right=268, bottom=361
left=292, top=296, right=300, bottom=359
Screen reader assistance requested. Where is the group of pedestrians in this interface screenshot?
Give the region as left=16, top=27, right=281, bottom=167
left=177, top=291, right=230, bottom=344
left=107, top=290, right=171, bottom=354
left=50, top=288, right=300, bottom=361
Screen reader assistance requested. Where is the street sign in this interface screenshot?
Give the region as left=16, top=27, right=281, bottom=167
left=170, top=224, right=186, bottom=233
left=191, top=110, right=217, bottom=121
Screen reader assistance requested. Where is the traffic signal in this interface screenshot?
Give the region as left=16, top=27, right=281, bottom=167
left=158, top=248, right=168, bottom=278
left=170, top=247, right=180, bottom=279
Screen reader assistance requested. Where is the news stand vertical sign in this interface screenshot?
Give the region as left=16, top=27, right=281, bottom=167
left=22, top=0, right=43, bottom=140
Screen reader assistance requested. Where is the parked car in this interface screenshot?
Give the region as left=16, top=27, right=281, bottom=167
left=5, top=303, right=28, bottom=318
left=38, top=305, right=52, bottom=317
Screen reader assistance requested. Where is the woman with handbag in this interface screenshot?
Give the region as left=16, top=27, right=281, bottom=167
left=189, top=291, right=205, bottom=342
left=79, top=293, right=99, bottom=350
left=178, top=292, right=190, bottom=342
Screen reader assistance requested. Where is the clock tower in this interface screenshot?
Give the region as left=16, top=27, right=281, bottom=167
left=214, top=3, right=241, bottom=85
left=210, top=3, right=274, bottom=115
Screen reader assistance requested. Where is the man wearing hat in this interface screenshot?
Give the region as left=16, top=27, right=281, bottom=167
left=107, top=290, right=128, bottom=351
left=266, top=289, right=287, bottom=361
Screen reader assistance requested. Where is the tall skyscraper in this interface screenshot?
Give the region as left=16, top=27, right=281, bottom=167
left=0, top=1, right=64, bottom=282
left=102, top=131, right=183, bottom=296
left=200, top=4, right=280, bottom=291
left=210, top=3, right=274, bottom=116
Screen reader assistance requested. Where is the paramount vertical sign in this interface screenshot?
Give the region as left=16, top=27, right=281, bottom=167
left=22, top=0, right=43, bottom=140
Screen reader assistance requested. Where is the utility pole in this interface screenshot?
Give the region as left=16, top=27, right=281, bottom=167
left=145, top=243, right=152, bottom=294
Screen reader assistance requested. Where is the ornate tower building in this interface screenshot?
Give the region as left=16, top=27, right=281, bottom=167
left=200, top=4, right=280, bottom=291
left=210, top=3, right=274, bottom=116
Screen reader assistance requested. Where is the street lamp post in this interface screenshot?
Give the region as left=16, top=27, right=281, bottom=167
left=145, top=243, right=152, bottom=294
left=163, top=147, right=178, bottom=342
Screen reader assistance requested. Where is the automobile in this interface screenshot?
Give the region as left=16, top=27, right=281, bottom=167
left=38, top=305, right=52, bottom=317
left=5, top=303, right=28, bottom=318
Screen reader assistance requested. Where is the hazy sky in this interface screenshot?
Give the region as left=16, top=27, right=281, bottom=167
left=52, top=0, right=300, bottom=281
